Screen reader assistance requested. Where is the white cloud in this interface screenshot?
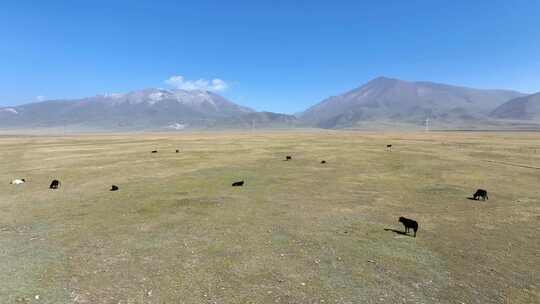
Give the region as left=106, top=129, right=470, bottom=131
left=165, top=75, right=229, bottom=92
left=36, top=96, right=46, bottom=101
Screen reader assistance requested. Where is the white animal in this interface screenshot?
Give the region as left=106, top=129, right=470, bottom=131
left=10, top=179, right=26, bottom=185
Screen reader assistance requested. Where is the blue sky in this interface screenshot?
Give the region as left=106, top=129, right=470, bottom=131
left=1, top=0, right=539, bottom=113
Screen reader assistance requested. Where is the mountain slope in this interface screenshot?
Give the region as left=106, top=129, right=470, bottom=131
left=490, top=92, right=540, bottom=120
left=300, top=77, right=524, bottom=128
left=0, top=89, right=295, bottom=130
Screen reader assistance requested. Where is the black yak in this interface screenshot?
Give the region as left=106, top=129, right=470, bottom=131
left=321, top=160, right=326, bottom=164
left=49, top=179, right=61, bottom=189
left=473, top=189, right=488, bottom=201
left=398, top=216, right=418, bottom=237
left=110, top=185, right=119, bottom=191
left=151, top=150, right=158, bottom=153
left=232, top=181, right=244, bottom=187
left=285, top=156, right=292, bottom=161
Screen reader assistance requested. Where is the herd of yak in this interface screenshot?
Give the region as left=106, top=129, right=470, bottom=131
left=8, top=146, right=490, bottom=238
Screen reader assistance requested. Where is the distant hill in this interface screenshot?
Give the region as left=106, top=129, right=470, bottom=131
left=0, top=89, right=296, bottom=130
left=299, top=77, right=524, bottom=128
left=2, top=79, right=535, bottom=131
left=490, top=92, right=540, bottom=121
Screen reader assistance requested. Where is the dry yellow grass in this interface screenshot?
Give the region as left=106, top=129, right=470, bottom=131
left=0, top=131, right=539, bottom=303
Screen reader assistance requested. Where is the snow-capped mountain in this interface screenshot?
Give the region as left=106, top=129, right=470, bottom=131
left=0, top=89, right=295, bottom=130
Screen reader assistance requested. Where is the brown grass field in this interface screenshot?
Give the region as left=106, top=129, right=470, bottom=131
left=0, top=131, right=539, bottom=303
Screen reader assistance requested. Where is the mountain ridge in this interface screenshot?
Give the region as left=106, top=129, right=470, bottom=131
left=0, top=88, right=295, bottom=130
left=299, top=77, right=525, bottom=128
left=2, top=77, right=537, bottom=131
left=490, top=92, right=540, bottom=120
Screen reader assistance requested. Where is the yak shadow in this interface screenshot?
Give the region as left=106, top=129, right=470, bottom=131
left=384, top=228, right=412, bottom=237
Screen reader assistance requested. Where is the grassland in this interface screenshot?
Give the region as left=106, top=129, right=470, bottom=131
left=0, top=131, right=539, bottom=303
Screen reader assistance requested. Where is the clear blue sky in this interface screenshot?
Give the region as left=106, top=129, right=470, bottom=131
left=1, top=0, right=539, bottom=113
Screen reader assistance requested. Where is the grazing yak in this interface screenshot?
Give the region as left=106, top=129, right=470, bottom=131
left=232, top=181, right=244, bottom=187
left=151, top=150, right=158, bottom=153
left=473, top=189, right=488, bottom=201
left=321, top=160, right=326, bottom=164
left=285, top=156, right=292, bottom=161
left=175, top=149, right=180, bottom=153
left=10, top=179, right=26, bottom=185
left=110, top=185, right=119, bottom=191
left=398, top=216, right=418, bottom=237
left=386, top=144, right=392, bottom=151
left=49, top=179, right=61, bottom=189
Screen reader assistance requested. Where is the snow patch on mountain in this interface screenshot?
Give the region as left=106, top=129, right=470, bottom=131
left=149, top=92, right=167, bottom=103
left=167, top=122, right=187, bottom=130
left=0, top=108, right=18, bottom=114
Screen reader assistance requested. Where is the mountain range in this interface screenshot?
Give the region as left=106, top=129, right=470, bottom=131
left=299, top=77, right=526, bottom=128
left=1, top=77, right=539, bottom=131
left=0, top=88, right=295, bottom=130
